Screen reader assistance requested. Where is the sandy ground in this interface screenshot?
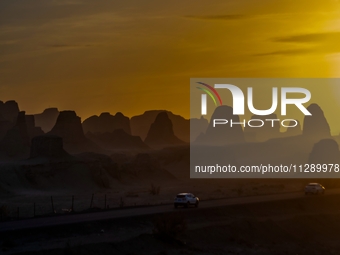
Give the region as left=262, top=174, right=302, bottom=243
left=0, top=148, right=325, bottom=220
left=1, top=190, right=326, bottom=232
left=3, top=193, right=340, bottom=254
left=0, top=178, right=305, bottom=219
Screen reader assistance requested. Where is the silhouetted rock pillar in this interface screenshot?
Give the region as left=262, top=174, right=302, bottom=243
left=144, top=112, right=184, bottom=148
left=49, top=111, right=86, bottom=143
left=197, top=105, right=244, bottom=145
left=30, top=135, right=68, bottom=158
left=303, top=104, right=331, bottom=140
left=308, top=139, right=340, bottom=164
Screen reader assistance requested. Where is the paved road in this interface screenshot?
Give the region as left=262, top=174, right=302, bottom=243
left=1, top=189, right=339, bottom=232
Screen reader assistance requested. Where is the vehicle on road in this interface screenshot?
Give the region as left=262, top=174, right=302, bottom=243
left=305, top=183, right=325, bottom=195
left=174, top=193, right=199, bottom=208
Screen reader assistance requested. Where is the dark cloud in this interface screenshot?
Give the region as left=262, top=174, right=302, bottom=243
left=184, top=14, right=247, bottom=21
left=47, top=44, right=94, bottom=48
left=262, top=31, right=340, bottom=55
left=51, top=0, right=85, bottom=5
left=254, top=48, right=311, bottom=56
left=272, top=32, right=340, bottom=43
left=47, top=44, right=95, bottom=49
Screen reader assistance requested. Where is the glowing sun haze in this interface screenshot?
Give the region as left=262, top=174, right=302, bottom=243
left=1, top=0, right=340, bottom=120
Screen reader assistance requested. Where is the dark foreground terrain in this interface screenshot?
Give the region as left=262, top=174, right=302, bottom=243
left=2, top=193, right=340, bottom=255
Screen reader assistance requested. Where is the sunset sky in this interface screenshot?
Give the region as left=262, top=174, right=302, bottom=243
left=1, top=0, right=340, bottom=123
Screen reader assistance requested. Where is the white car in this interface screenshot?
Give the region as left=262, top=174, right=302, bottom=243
left=174, top=193, right=199, bottom=208
left=305, top=183, right=325, bottom=195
